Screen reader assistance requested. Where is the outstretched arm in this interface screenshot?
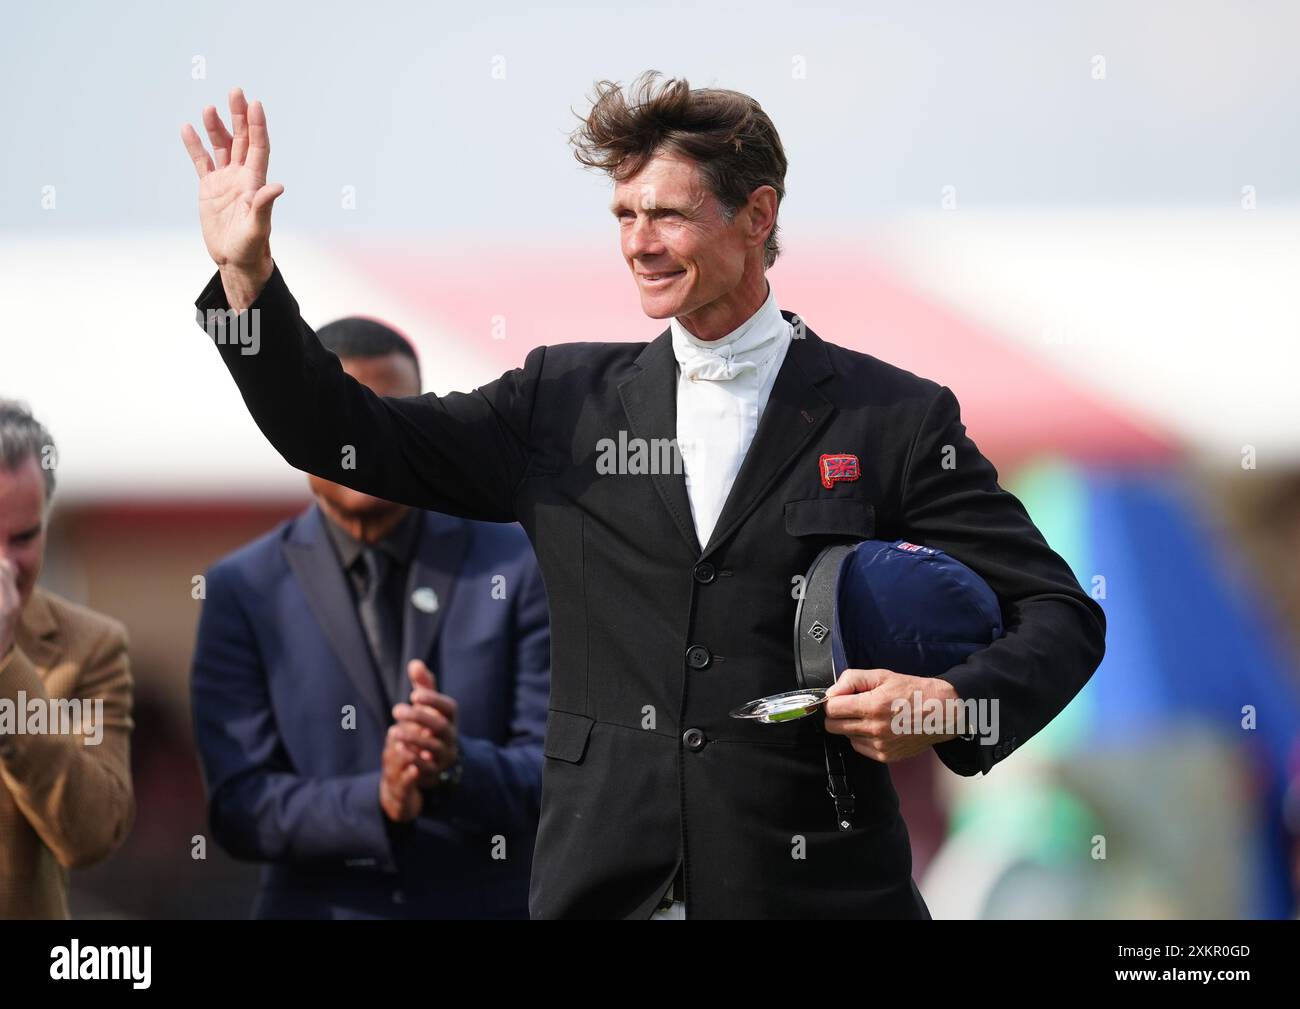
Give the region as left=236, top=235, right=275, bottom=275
left=182, top=89, right=543, bottom=521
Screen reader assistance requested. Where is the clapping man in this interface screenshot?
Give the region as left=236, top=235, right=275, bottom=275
left=190, top=320, right=550, bottom=919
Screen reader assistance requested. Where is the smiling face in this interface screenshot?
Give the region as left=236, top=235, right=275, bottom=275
left=610, top=149, right=777, bottom=341
left=0, top=454, right=48, bottom=609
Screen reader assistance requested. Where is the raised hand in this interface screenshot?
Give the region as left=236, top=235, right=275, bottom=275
left=180, top=87, right=284, bottom=308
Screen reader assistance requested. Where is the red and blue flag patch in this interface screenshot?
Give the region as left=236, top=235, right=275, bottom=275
left=818, top=453, right=860, bottom=489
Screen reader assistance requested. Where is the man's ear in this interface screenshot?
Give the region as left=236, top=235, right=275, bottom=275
left=746, top=185, right=778, bottom=244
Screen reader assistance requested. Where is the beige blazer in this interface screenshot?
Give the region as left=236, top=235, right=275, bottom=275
left=0, top=587, right=134, bottom=918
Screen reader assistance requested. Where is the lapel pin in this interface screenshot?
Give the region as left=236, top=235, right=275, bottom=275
left=819, top=453, right=861, bottom=489
left=410, top=587, right=439, bottom=614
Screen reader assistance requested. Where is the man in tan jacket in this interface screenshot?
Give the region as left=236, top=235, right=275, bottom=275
left=0, top=399, right=134, bottom=918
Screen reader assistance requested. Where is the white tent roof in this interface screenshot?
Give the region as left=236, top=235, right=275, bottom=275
left=0, top=234, right=496, bottom=502
left=3, top=213, right=1295, bottom=503
left=870, top=210, right=1300, bottom=466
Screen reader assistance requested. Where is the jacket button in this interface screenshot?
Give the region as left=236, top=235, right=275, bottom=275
left=693, top=562, right=716, bottom=584
left=683, top=728, right=707, bottom=751
left=685, top=645, right=712, bottom=670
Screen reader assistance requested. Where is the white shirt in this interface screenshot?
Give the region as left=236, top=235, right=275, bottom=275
left=656, top=281, right=792, bottom=918
left=669, top=280, right=792, bottom=548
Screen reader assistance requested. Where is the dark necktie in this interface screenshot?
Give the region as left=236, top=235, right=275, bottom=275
left=355, top=546, right=403, bottom=707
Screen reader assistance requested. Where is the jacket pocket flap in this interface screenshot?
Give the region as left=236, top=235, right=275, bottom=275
left=543, top=709, right=595, bottom=763
left=784, top=498, right=875, bottom=539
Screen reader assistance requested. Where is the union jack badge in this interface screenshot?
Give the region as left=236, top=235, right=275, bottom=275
left=819, top=453, right=860, bottom=489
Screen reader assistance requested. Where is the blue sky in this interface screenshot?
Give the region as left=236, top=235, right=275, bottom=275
left=4, top=0, right=1297, bottom=241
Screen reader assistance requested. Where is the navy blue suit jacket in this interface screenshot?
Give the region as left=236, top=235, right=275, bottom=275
left=190, top=502, right=550, bottom=918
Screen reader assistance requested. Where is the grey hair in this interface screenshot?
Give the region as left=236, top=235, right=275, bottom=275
left=0, top=399, right=57, bottom=505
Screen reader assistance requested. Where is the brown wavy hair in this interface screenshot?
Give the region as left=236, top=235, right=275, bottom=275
left=569, top=70, right=788, bottom=269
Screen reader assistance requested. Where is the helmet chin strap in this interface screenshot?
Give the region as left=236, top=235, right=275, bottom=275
left=794, top=544, right=857, bottom=831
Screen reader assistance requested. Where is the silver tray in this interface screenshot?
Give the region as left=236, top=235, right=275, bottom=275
left=728, top=688, right=828, bottom=724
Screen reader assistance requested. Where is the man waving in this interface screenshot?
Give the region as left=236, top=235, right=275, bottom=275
left=180, top=74, right=1105, bottom=919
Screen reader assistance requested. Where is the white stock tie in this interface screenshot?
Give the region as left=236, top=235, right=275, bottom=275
left=670, top=286, right=791, bottom=547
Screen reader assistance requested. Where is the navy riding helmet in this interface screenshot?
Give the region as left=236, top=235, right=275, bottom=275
left=795, top=539, right=1004, bottom=691
left=793, top=539, right=1004, bottom=830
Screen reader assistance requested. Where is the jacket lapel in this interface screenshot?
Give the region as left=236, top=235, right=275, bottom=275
left=16, top=588, right=61, bottom=671
left=283, top=504, right=388, bottom=727
left=700, top=314, right=837, bottom=559
left=398, top=512, right=471, bottom=699
left=618, top=332, right=702, bottom=556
